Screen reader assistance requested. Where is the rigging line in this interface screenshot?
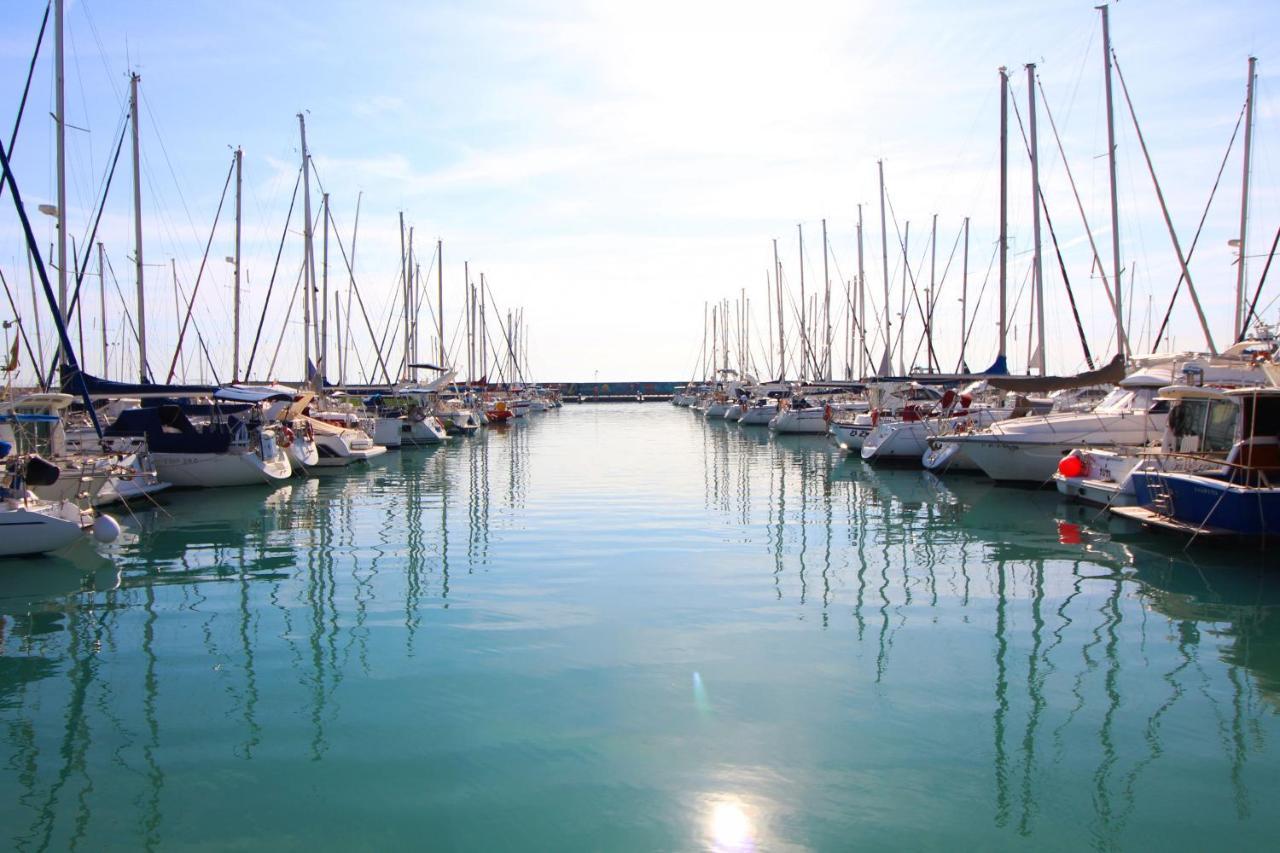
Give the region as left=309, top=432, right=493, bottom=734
left=1112, top=50, right=1217, bottom=354
left=0, top=2, right=51, bottom=208
left=1153, top=102, right=1246, bottom=349
left=264, top=260, right=306, bottom=381
left=165, top=156, right=235, bottom=381
left=42, top=112, right=130, bottom=388
left=1009, top=83, right=1094, bottom=369
left=316, top=194, right=394, bottom=385
left=884, top=192, right=939, bottom=371
left=1239, top=226, right=1280, bottom=339
left=103, top=251, right=140, bottom=348
left=244, top=167, right=301, bottom=377
left=961, top=241, right=1000, bottom=366
left=0, top=266, right=45, bottom=388
left=1037, top=76, right=1117, bottom=317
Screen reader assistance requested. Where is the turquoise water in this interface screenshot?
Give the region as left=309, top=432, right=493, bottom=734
left=2, top=403, right=1278, bottom=851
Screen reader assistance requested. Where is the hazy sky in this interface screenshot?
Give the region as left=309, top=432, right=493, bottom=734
left=1, top=0, right=1277, bottom=384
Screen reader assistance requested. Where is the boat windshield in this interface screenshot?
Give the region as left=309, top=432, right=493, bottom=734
left=1093, top=386, right=1157, bottom=414
left=1169, top=398, right=1238, bottom=454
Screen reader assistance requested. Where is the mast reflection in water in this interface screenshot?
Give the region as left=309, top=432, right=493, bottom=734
left=1, top=405, right=1278, bottom=850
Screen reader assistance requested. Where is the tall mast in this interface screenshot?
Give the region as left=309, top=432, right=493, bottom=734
left=97, top=241, right=107, bottom=376
left=928, top=214, right=937, bottom=372
left=131, top=72, right=147, bottom=382
left=398, top=212, right=407, bottom=381
left=406, top=229, right=414, bottom=378
left=232, top=146, right=242, bottom=382
left=856, top=204, right=865, bottom=380
left=878, top=160, right=890, bottom=376
left=998, top=66, right=1009, bottom=370
left=479, top=272, right=487, bottom=381
left=824, top=219, right=834, bottom=379
left=960, top=216, right=970, bottom=371
left=797, top=224, right=806, bottom=381
left=298, top=113, right=315, bottom=384
left=464, top=260, right=471, bottom=382
left=437, top=239, right=444, bottom=368
left=321, top=191, right=329, bottom=386
left=55, top=0, right=68, bottom=360
left=1235, top=55, right=1257, bottom=340
left=900, top=221, right=909, bottom=375
left=345, top=192, right=360, bottom=386
left=712, top=304, right=718, bottom=378
left=1098, top=4, right=1125, bottom=360
left=773, top=238, right=785, bottom=381
left=1028, top=63, right=1046, bottom=374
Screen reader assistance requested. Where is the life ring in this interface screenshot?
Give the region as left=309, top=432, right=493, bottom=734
left=823, top=404, right=833, bottom=422
left=279, top=426, right=295, bottom=448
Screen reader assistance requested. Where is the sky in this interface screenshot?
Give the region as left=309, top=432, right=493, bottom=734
left=1, top=0, right=1278, bottom=385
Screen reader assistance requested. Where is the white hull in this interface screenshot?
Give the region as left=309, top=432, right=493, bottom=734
left=313, top=432, right=389, bottom=467
left=400, top=417, right=449, bottom=445
left=372, top=417, right=403, bottom=447
left=724, top=404, right=744, bottom=421
left=739, top=405, right=777, bottom=426
left=769, top=409, right=828, bottom=433
left=828, top=420, right=873, bottom=451
left=151, top=448, right=292, bottom=488
left=921, top=442, right=981, bottom=473
left=705, top=401, right=733, bottom=418
left=0, top=500, right=91, bottom=557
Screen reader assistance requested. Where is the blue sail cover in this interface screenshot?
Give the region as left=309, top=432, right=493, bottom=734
left=983, top=354, right=1009, bottom=376
left=105, top=405, right=237, bottom=454
left=61, top=366, right=216, bottom=398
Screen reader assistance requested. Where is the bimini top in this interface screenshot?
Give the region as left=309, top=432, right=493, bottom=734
left=105, top=405, right=240, bottom=455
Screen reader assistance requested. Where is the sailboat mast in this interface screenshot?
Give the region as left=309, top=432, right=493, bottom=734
left=900, top=221, right=909, bottom=375
left=998, top=66, right=1009, bottom=369
left=928, top=214, right=937, bottom=372
left=464, top=260, right=471, bottom=383
left=298, top=113, right=315, bottom=384
left=773, top=238, right=784, bottom=381
left=960, top=216, right=969, bottom=371
left=822, top=218, right=832, bottom=380
left=54, top=0, right=67, bottom=351
left=97, top=241, right=107, bottom=376
left=131, top=72, right=147, bottom=382
left=1235, top=55, right=1257, bottom=340
left=232, top=146, right=242, bottom=382
left=856, top=204, right=865, bottom=380
left=798, top=224, right=806, bottom=381
left=878, top=160, right=890, bottom=375
left=1028, top=64, right=1046, bottom=374
left=437, top=239, right=444, bottom=368
left=1098, top=4, right=1125, bottom=359
left=398, top=212, right=406, bottom=381
left=321, top=191, right=330, bottom=385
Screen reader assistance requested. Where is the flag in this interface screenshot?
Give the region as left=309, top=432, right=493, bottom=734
left=2, top=336, right=18, bottom=372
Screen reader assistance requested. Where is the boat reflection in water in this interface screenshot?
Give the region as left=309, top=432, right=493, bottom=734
left=0, top=406, right=1277, bottom=850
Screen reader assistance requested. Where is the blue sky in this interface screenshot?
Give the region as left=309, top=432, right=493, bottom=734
left=2, top=0, right=1278, bottom=383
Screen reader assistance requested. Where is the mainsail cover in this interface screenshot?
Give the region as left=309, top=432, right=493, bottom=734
left=984, top=353, right=1126, bottom=394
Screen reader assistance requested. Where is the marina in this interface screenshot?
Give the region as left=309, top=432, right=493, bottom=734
left=4, top=404, right=1280, bottom=850
left=2, top=0, right=1280, bottom=848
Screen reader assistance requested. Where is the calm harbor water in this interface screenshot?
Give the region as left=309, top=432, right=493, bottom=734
left=2, top=403, right=1278, bottom=851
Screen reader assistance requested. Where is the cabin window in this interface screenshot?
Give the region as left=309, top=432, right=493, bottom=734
left=1203, top=400, right=1238, bottom=453
left=1241, top=396, right=1280, bottom=441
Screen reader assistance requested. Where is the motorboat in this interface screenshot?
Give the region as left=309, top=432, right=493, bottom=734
left=1112, top=385, right=1280, bottom=537
left=931, top=351, right=1269, bottom=485
left=0, top=449, right=120, bottom=557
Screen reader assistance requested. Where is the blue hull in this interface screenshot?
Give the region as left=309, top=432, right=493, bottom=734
left=1130, top=471, right=1280, bottom=536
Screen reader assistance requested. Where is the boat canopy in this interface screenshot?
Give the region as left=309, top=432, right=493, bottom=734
left=62, top=366, right=216, bottom=399
left=104, top=406, right=238, bottom=454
